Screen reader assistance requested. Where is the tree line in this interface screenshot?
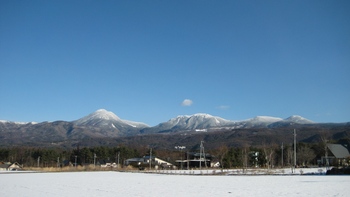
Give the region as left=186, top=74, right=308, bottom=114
left=0, top=139, right=348, bottom=168
left=212, top=142, right=321, bottom=169
left=0, top=146, right=140, bottom=168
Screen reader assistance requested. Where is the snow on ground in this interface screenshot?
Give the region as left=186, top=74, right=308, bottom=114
left=155, top=167, right=328, bottom=175
left=0, top=170, right=349, bottom=197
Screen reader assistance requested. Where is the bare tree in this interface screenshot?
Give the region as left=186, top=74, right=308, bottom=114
left=286, top=145, right=293, bottom=167
left=211, top=145, right=228, bottom=169
left=242, top=146, right=248, bottom=173
left=320, top=132, right=331, bottom=167
left=297, top=145, right=316, bottom=167
left=262, top=143, right=276, bottom=169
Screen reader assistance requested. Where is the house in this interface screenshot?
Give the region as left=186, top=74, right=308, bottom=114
left=62, top=160, right=73, bottom=167
left=124, top=158, right=144, bottom=167
left=125, top=156, right=173, bottom=169
left=98, top=159, right=117, bottom=168
left=0, top=162, right=23, bottom=171
left=144, top=156, right=173, bottom=169
left=176, top=152, right=213, bottom=169
left=320, top=144, right=350, bottom=166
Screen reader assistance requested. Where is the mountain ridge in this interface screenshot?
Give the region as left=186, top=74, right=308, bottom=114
left=0, top=109, right=317, bottom=131
left=0, top=109, right=349, bottom=148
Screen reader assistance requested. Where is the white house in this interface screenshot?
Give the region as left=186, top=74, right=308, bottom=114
left=0, top=162, right=23, bottom=171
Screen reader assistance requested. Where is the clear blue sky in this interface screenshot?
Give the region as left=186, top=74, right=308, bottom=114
left=1, top=0, right=349, bottom=126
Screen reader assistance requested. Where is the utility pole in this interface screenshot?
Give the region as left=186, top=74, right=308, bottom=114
left=187, top=151, right=189, bottom=170
left=199, top=142, right=202, bottom=170
left=94, top=153, right=96, bottom=168
left=199, top=141, right=206, bottom=170
left=75, top=155, right=77, bottom=168
left=117, top=152, right=120, bottom=169
left=149, top=148, right=152, bottom=170
left=293, top=129, right=297, bottom=172
left=175, top=146, right=186, bottom=170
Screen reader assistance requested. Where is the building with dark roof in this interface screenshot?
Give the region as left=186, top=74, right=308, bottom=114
left=321, top=144, right=350, bottom=166
left=0, top=162, right=23, bottom=171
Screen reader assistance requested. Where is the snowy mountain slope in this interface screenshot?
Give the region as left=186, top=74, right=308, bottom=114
left=0, top=110, right=315, bottom=132
left=233, top=116, right=284, bottom=128
left=0, top=120, right=37, bottom=125
left=140, top=114, right=317, bottom=133
left=141, top=113, right=233, bottom=133
left=73, top=109, right=149, bottom=131
left=284, top=115, right=314, bottom=124
left=1, top=109, right=348, bottom=147
left=0, top=109, right=150, bottom=140
left=73, top=109, right=121, bottom=125
left=0, top=109, right=321, bottom=145
left=268, top=115, right=315, bottom=128
left=141, top=113, right=236, bottom=133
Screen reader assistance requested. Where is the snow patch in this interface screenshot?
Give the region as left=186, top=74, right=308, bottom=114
left=0, top=120, right=38, bottom=125
left=123, top=121, right=137, bottom=128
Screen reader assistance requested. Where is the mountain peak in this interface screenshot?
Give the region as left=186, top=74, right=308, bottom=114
left=73, top=109, right=120, bottom=126
left=73, top=109, right=149, bottom=131
left=284, top=115, right=314, bottom=124
left=145, top=113, right=233, bottom=133
left=175, top=113, right=214, bottom=119
left=192, top=113, right=213, bottom=117
left=91, top=109, right=120, bottom=120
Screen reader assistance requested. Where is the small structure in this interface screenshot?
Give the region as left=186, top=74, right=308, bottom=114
left=176, top=152, right=213, bottom=169
left=125, top=156, right=173, bottom=169
left=62, top=160, right=73, bottom=167
left=124, top=158, right=144, bottom=166
left=320, top=144, right=350, bottom=166
left=98, top=159, right=117, bottom=168
left=0, top=162, right=23, bottom=171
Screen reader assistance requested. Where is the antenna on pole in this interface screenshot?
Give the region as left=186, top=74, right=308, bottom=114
left=175, top=146, right=186, bottom=170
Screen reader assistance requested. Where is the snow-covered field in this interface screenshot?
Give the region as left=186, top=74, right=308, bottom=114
left=1, top=170, right=349, bottom=197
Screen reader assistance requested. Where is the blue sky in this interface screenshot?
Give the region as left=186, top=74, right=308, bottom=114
left=1, top=0, right=349, bottom=126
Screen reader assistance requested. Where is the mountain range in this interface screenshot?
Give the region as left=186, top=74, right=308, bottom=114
left=0, top=109, right=349, bottom=148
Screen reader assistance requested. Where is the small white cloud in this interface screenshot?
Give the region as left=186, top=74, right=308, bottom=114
left=217, top=105, right=230, bottom=110
left=181, top=99, right=193, bottom=106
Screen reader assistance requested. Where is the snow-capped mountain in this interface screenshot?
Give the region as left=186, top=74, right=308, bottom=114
left=171, top=113, right=233, bottom=128
left=1, top=110, right=316, bottom=135
left=73, top=109, right=149, bottom=130
left=141, top=113, right=235, bottom=134
left=74, top=109, right=121, bottom=125
left=267, top=115, right=315, bottom=128
left=283, top=115, right=314, bottom=124
left=234, top=116, right=284, bottom=128
left=1, top=109, right=348, bottom=147
left=141, top=114, right=317, bottom=133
